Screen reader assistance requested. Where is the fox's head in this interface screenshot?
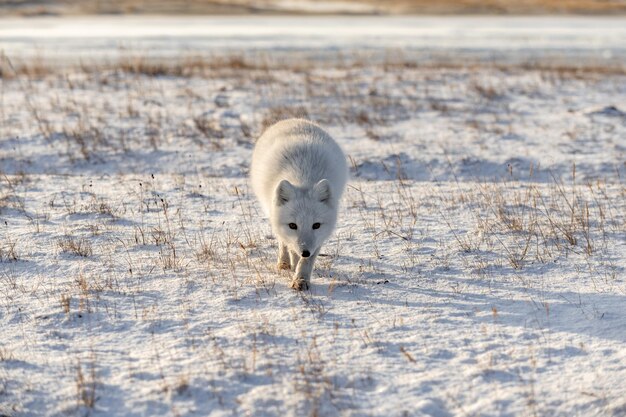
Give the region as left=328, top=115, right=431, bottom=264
left=270, top=179, right=338, bottom=258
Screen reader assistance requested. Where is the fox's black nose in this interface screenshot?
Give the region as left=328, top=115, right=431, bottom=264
left=301, top=250, right=311, bottom=258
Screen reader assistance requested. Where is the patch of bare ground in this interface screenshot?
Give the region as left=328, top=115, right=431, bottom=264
left=1, top=0, right=625, bottom=16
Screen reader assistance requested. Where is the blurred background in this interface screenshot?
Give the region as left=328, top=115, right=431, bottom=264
left=1, top=0, right=626, bottom=15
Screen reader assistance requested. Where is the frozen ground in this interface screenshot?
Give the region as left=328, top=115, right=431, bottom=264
left=1, top=17, right=626, bottom=417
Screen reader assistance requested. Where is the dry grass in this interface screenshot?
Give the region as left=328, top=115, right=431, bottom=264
left=75, top=355, right=97, bottom=409
left=58, top=236, right=93, bottom=257
left=436, top=166, right=625, bottom=275
left=0, top=238, right=18, bottom=262
left=3, top=50, right=626, bottom=85
left=362, top=0, right=626, bottom=14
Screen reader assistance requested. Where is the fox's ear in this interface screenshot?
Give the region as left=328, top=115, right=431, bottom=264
left=275, top=180, right=295, bottom=206
left=313, top=179, right=331, bottom=204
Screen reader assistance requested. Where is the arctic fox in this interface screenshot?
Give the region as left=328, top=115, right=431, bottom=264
left=251, top=119, right=348, bottom=290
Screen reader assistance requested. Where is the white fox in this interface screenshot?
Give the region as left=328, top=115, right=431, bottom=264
left=251, top=119, right=348, bottom=290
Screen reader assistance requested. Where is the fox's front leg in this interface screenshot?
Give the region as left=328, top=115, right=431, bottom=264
left=288, top=249, right=300, bottom=272
left=291, top=249, right=320, bottom=291
left=277, top=241, right=291, bottom=271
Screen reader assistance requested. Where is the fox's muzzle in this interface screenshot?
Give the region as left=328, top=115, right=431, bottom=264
left=301, top=250, right=311, bottom=258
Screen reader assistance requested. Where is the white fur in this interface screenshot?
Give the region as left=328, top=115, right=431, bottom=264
left=250, top=119, right=348, bottom=290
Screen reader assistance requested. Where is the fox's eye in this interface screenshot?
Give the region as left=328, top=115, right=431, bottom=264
left=312, top=223, right=321, bottom=230
left=288, top=223, right=297, bottom=230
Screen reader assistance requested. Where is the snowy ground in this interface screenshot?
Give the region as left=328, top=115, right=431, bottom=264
left=1, top=16, right=626, bottom=65
left=1, top=17, right=626, bottom=417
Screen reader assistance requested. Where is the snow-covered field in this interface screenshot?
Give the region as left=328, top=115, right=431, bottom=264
left=1, top=17, right=626, bottom=417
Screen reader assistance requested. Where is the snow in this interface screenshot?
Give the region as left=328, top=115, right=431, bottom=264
left=1, top=16, right=626, bottom=417
left=1, top=16, right=625, bottom=63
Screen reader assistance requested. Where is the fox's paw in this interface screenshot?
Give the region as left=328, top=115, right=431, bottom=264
left=277, top=261, right=291, bottom=271
left=290, top=278, right=309, bottom=291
